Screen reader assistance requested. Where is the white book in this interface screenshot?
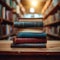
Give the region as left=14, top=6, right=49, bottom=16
left=6, top=10, right=10, bottom=20
left=2, top=7, right=6, bottom=19
left=6, top=0, right=10, bottom=6
left=6, top=25, right=10, bottom=35
left=52, top=0, right=60, bottom=7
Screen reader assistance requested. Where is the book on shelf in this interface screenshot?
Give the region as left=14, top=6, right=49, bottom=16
left=2, top=7, right=6, bottom=19
left=2, top=6, right=13, bottom=21
left=55, top=10, right=60, bottom=21
left=1, top=24, right=6, bottom=35
left=44, top=9, right=60, bottom=25
left=52, top=0, right=60, bottom=7
left=6, top=10, right=10, bottom=20
left=57, top=25, right=60, bottom=36
left=0, top=24, right=2, bottom=36
left=8, top=11, right=13, bottom=21
left=54, top=26, right=57, bottom=34
left=13, top=14, right=17, bottom=22
left=10, top=0, right=13, bottom=7
left=17, top=0, right=20, bottom=4
left=12, top=1, right=17, bottom=9
left=0, top=4, right=2, bottom=17
left=5, top=0, right=12, bottom=7
left=10, top=26, right=13, bottom=33
left=6, top=0, right=10, bottom=6
left=47, top=26, right=60, bottom=36
left=0, top=24, right=13, bottom=36
left=6, top=24, right=10, bottom=35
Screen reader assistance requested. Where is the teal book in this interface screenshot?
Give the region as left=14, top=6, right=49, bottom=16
left=10, top=0, right=13, bottom=7
left=0, top=4, right=2, bottom=17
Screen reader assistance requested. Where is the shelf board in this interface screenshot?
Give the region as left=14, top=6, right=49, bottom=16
left=44, top=20, right=60, bottom=27
left=44, top=3, right=60, bottom=19
left=0, top=0, right=13, bottom=10
left=10, top=32, right=17, bottom=36
left=0, top=35, right=9, bottom=40
left=0, top=32, right=16, bottom=40
left=1, top=19, right=13, bottom=25
left=47, top=33, right=60, bottom=39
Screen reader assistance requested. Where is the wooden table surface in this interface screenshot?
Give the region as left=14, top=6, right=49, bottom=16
left=0, top=40, right=60, bottom=55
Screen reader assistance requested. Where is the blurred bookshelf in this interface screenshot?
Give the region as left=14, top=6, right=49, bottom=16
left=42, top=0, right=60, bottom=40
left=0, top=0, right=21, bottom=40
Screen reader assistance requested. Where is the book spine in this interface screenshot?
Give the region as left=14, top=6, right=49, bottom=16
left=10, top=0, right=13, bottom=7
left=12, top=1, right=16, bottom=9
left=6, top=0, right=10, bottom=6
left=6, top=10, right=9, bottom=20
left=57, top=25, right=60, bottom=36
left=2, top=7, right=6, bottom=19
left=0, top=4, right=2, bottom=17
left=13, top=38, right=47, bottom=44
left=1, top=24, right=6, bottom=35
left=6, top=24, right=10, bottom=35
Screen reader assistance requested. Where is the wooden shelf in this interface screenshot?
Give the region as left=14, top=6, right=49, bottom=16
left=47, top=33, right=60, bottom=39
left=0, top=35, right=9, bottom=40
left=10, top=32, right=17, bottom=36
left=0, top=32, right=16, bottom=40
left=0, top=0, right=13, bottom=10
left=1, top=19, right=13, bottom=25
left=44, top=20, right=60, bottom=27
left=44, top=3, right=60, bottom=19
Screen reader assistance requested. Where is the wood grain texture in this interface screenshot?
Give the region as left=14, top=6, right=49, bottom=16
left=0, top=40, right=60, bottom=55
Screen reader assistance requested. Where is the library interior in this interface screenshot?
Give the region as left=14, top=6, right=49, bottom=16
left=0, top=0, right=60, bottom=60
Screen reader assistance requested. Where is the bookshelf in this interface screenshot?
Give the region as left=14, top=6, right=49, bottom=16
left=44, top=4, right=60, bottom=19
left=42, top=0, right=60, bottom=39
left=44, top=20, right=60, bottom=27
left=47, top=33, right=60, bottom=39
left=1, top=19, right=13, bottom=25
left=0, top=0, right=20, bottom=40
left=0, top=0, right=13, bottom=10
left=12, top=0, right=25, bottom=18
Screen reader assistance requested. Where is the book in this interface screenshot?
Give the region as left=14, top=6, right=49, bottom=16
left=6, top=24, right=10, bottom=35
left=10, top=0, right=13, bottom=7
left=6, top=0, right=10, bottom=6
left=11, top=43, right=46, bottom=48
left=12, top=1, right=16, bottom=9
left=1, top=24, right=6, bottom=35
left=0, top=25, right=2, bottom=36
left=13, top=38, right=47, bottom=44
left=52, top=0, right=60, bottom=7
left=17, top=0, right=20, bottom=4
left=2, top=7, right=6, bottom=19
left=57, top=25, right=60, bottom=36
left=0, top=4, right=2, bottom=17
left=55, top=10, right=60, bottom=21
left=5, top=10, right=13, bottom=21
left=6, top=10, right=10, bottom=20
left=13, top=14, right=17, bottom=22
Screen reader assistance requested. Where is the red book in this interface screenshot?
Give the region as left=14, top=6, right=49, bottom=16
left=13, top=38, right=47, bottom=44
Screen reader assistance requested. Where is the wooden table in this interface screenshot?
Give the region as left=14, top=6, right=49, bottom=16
left=0, top=40, right=60, bottom=60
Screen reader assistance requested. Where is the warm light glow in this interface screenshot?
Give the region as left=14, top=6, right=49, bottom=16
left=31, top=0, right=38, bottom=7
left=30, top=8, right=35, bottom=13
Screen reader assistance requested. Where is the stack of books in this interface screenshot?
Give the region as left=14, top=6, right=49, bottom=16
left=11, top=22, right=47, bottom=48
